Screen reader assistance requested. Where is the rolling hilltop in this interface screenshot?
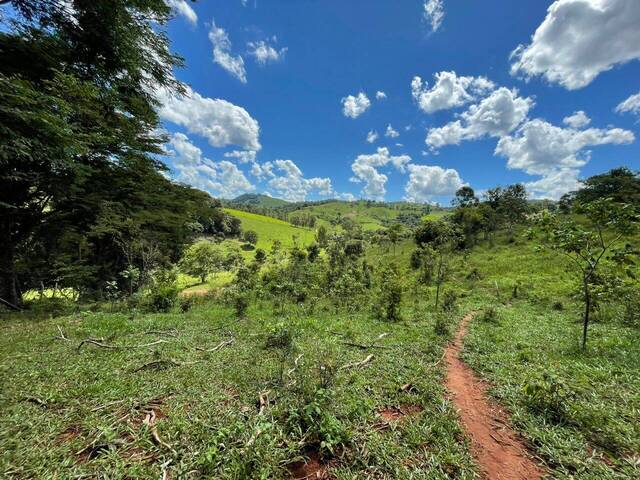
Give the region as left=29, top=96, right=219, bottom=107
left=225, top=195, right=451, bottom=231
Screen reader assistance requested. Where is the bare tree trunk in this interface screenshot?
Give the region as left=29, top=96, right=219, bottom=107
left=0, top=236, right=22, bottom=309
left=582, top=276, right=591, bottom=350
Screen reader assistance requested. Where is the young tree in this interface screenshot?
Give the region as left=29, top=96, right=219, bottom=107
left=414, top=220, right=461, bottom=309
left=243, top=230, right=259, bottom=246
left=315, top=225, right=328, bottom=248
left=387, top=223, right=403, bottom=255
left=538, top=199, right=637, bottom=349
left=452, top=186, right=478, bottom=207
left=179, top=242, right=224, bottom=284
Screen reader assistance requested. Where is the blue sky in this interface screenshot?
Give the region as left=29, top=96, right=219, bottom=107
left=159, top=0, right=640, bottom=204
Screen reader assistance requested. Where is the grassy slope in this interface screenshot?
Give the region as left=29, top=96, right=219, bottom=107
left=457, top=240, right=640, bottom=479
left=296, top=201, right=448, bottom=231
left=0, top=299, right=475, bottom=479
left=224, top=208, right=316, bottom=250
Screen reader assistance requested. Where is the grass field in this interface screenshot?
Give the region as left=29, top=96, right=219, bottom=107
left=1, top=232, right=638, bottom=479
left=0, top=297, right=477, bottom=479
left=295, top=201, right=448, bottom=231
left=224, top=208, right=316, bottom=250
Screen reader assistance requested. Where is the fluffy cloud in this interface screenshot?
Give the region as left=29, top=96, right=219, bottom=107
left=168, top=133, right=254, bottom=198
left=496, top=118, right=634, bottom=176
left=411, top=71, right=494, bottom=114
left=524, top=168, right=582, bottom=200
left=341, top=92, right=371, bottom=118
left=366, top=130, right=378, bottom=143
left=262, top=159, right=334, bottom=201
left=496, top=118, right=635, bottom=198
left=616, top=91, right=640, bottom=115
left=563, top=110, right=591, bottom=128
left=426, top=87, right=533, bottom=149
left=350, top=147, right=411, bottom=200
left=376, top=91, right=387, bottom=100
left=209, top=21, right=247, bottom=83
left=510, top=0, right=640, bottom=89
left=157, top=85, right=261, bottom=151
left=224, top=150, right=257, bottom=164
left=247, top=39, right=288, bottom=65
left=404, top=164, right=465, bottom=202
left=423, top=0, right=445, bottom=32
left=385, top=124, right=400, bottom=138
left=166, top=0, right=197, bottom=25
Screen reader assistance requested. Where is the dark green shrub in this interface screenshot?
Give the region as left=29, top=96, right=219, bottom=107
left=442, top=290, right=457, bottom=312
left=523, top=372, right=574, bottom=423
left=180, top=297, right=193, bottom=313
left=552, top=301, right=564, bottom=311
left=480, top=306, right=499, bottom=323
left=434, top=313, right=449, bottom=336
left=374, top=264, right=403, bottom=322
left=146, top=285, right=178, bottom=313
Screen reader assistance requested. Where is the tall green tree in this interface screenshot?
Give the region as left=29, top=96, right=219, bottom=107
left=0, top=0, right=193, bottom=305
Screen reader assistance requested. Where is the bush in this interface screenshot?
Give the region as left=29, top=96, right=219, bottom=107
left=265, top=324, right=294, bottom=350
left=442, top=290, right=457, bottom=312
left=523, top=372, right=574, bottom=423
left=434, top=313, right=449, bottom=336
left=374, top=264, right=403, bottom=322
left=145, top=285, right=178, bottom=313
left=480, top=306, right=499, bottom=323
left=180, top=297, right=193, bottom=313
left=551, top=301, right=564, bottom=311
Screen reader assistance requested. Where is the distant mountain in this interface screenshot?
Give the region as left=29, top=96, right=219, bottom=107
left=230, top=193, right=290, bottom=208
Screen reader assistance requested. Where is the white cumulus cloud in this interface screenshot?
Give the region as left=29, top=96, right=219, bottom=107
left=350, top=147, right=411, bottom=200
left=376, top=91, right=387, bottom=100
left=385, top=124, right=400, bottom=138
left=168, top=133, right=254, bottom=198
left=166, top=0, right=197, bottom=25
left=247, top=39, right=288, bottom=65
left=262, top=159, right=334, bottom=201
left=157, top=85, right=261, bottom=151
left=616, top=91, right=640, bottom=116
left=563, top=110, right=591, bottom=128
left=426, top=87, right=533, bottom=149
left=496, top=118, right=635, bottom=198
left=404, top=164, right=465, bottom=203
left=510, top=0, right=640, bottom=90
left=209, top=20, right=247, bottom=83
left=224, top=150, right=257, bottom=164
left=423, top=0, right=445, bottom=32
left=341, top=92, right=371, bottom=119
left=411, top=71, right=495, bottom=114
left=366, top=130, right=378, bottom=143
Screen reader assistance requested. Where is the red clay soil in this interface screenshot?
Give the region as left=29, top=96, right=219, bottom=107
left=287, top=450, right=332, bottom=480
left=445, top=312, right=545, bottom=480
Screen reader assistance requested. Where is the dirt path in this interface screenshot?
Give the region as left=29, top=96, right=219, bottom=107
left=444, top=312, right=545, bottom=480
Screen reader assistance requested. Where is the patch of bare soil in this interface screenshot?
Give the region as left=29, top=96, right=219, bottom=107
left=378, top=403, right=423, bottom=423
left=287, top=449, right=333, bottom=480
left=444, top=312, right=545, bottom=480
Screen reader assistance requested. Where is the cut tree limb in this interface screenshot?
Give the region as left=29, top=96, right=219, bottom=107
left=196, top=339, right=234, bottom=352
left=341, top=354, right=374, bottom=370
left=77, top=338, right=169, bottom=350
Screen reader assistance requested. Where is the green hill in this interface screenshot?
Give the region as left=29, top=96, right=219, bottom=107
left=230, top=193, right=290, bottom=208
left=295, top=200, right=449, bottom=230
left=224, top=207, right=315, bottom=250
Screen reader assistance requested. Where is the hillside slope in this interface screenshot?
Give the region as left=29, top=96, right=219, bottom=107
left=224, top=208, right=315, bottom=250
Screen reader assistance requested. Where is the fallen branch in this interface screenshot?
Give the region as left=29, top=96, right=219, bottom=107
left=132, top=359, right=201, bottom=373
left=286, top=353, right=304, bottom=378
left=54, top=325, right=70, bottom=341
left=144, top=329, right=178, bottom=337
left=0, top=296, right=21, bottom=311
left=340, top=332, right=390, bottom=350
left=340, top=354, right=374, bottom=370
left=196, top=338, right=234, bottom=352
left=143, top=410, right=176, bottom=455
left=258, top=390, right=270, bottom=415
left=77, top=338, right=169, bottom=351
